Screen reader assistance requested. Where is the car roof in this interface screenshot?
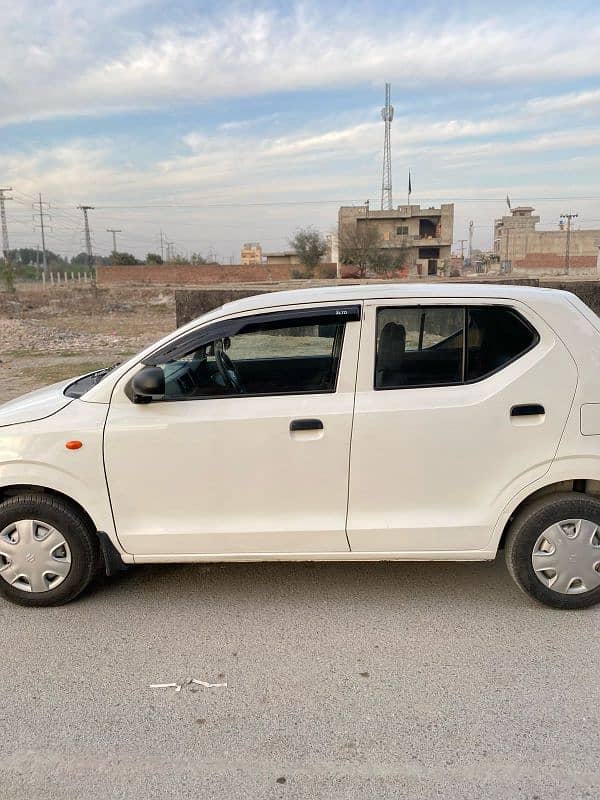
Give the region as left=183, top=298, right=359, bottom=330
left=215, top=281, right=573, bottom=317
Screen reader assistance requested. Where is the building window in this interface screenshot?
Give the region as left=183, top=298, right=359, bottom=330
left=396, top=225, right=409, bottom=236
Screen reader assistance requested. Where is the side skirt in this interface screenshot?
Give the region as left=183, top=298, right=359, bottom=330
left=132, top=549, right=497, bottom=564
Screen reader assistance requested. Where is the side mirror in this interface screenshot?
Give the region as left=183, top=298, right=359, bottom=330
left=130, top=366, right=165, bottom=403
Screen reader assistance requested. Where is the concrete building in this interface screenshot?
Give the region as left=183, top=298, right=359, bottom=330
left=266, top=236, right=339, bottom=269
left=494, top=207, right=600, bottom=275
left=263, top=251, right=300, bottom=265
left=338, top=203, right=454, bottom=276
left=240, top=242, right=262, bottom=265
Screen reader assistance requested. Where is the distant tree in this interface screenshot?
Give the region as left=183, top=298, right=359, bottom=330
left=339, top=224, right=381, bottom=278
left=370, top=244, right=411, bottom=278
left=146, top=253, right=163, bottom=264
left=111, top=251, right=139, bottom=265
left=191, top=252, right=208, bottom=265
left=71, top=252, right=91, bottom=266
left=288, top=227, right=327, bottom=277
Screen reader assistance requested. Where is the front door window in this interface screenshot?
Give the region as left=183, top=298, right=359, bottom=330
left=147, top=313, right=348, bottom=400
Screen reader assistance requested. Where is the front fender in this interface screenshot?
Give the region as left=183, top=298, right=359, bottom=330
left=0, top=400, right=126, bottom=555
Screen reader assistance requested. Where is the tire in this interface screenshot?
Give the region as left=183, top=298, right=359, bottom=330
left=505, top=491, right=600, bottom=609
left=0, top=494, right=100, bottom=607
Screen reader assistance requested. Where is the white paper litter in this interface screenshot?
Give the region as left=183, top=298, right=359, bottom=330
left=149, top=678, right=228, bottom=692
left=191, top=679, right=228, bottom=688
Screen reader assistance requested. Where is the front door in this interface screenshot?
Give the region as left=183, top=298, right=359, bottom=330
left=347, top=299, right=578, bottom=554
left=104, top=304, right=361, bottom=556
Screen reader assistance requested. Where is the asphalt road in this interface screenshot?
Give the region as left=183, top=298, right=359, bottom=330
left=1, top=558, right=599, bottom=799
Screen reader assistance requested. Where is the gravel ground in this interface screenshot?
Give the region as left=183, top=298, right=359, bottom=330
left=1, top=285, right=600, bottom=799
left=0, top=287, right=175, bottom=402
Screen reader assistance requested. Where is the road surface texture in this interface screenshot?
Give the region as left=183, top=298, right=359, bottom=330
left=1, top=559, right=599, bottom=799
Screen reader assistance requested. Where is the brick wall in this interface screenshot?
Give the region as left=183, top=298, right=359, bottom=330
left=513, top=253, right=597, bottom=275
left=97, top=262, right=337, bottom=286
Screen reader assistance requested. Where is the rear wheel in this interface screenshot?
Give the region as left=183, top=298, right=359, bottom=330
left=505, top=492, right=600, bottom=609
left=0, top=494, right=99, bottom=607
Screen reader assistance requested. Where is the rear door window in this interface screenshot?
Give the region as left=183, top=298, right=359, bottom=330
left=466, top=306, right=538, bottom=381
left=375, top=306, right=464, bottom=388
left=375, top=304, right=538, bottom=389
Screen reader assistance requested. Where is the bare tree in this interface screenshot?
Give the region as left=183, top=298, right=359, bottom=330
left=370, top=244, right=411, bottom=279
left=288, top=227, right=327, bottom=277
left=339, top=224, right=381, bottom=278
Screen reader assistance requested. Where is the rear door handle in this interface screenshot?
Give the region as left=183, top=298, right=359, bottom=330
left=290, top=418, right=323, bottom=432
left=511, top=404, right=545, bottom=417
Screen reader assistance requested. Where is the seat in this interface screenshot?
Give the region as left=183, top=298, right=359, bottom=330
left=376, top=322, right=406, bottom=388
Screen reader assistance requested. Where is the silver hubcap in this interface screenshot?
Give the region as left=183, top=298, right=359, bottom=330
left=0, top=519, right=72, bottom=593
left=532, top=518, right=600, bottom=595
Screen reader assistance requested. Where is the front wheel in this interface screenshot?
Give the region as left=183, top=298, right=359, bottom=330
left=505, top=492, right=600, bottom=609
left=0, top=494, right=100, bottom=607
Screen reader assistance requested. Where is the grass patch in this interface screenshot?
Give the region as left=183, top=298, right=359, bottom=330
left=19, top=360, right=110, bottom=385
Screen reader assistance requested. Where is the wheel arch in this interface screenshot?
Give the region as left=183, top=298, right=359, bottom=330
left=0, top=484, right=128, bottom=574
left=0, top=484, right=96, bottom=530
left=498, top=478, right=600, bottom=550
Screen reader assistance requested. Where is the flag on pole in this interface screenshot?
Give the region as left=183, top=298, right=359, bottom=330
left=408, top=170, right=412, bottom=197
left=506, top=194, right=511, bottom=209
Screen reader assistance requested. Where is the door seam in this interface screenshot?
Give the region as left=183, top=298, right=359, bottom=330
left=343, top=307, right=365, bottom=551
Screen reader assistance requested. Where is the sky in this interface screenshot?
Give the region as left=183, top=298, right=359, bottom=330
left=1, top=0, right=600, bottom=260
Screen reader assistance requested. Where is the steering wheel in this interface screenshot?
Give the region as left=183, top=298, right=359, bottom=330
left=215, top=344, right=245, bottom=393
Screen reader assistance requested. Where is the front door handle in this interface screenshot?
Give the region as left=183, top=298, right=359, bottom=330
left=290, top=418, right=324, bottom=432
left=511, top=404, right=545, bottom=417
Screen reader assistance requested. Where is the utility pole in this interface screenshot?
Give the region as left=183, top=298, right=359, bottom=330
left=468, top=220, right=474, bottom=265
left=34, top=193, right=50, bottom=277
left=78, top=205, right=95, bottom=269
left=0, top=187, right=12, bottom=258
left=560, top=212, right=578, bottom=274
left=0, top=187, right=14, bottom=291
left=456, top=239, right=467, bottom=261
left=160, top=230, right=165, bottom=262
left=106, top=228, right=122, bottom=256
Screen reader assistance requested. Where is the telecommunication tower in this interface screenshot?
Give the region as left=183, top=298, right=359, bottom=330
left=381, top=83, right=394, bottom=210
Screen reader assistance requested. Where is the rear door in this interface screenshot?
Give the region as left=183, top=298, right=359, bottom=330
left=347, top=298, right=578, bottom=554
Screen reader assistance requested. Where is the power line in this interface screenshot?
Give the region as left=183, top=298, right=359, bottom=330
left=49, top=194, right=600, bottom=210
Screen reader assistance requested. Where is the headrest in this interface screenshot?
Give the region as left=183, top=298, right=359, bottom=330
left=377, top=321, right=406, bottom=371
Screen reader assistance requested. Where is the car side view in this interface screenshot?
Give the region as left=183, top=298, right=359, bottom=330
left=2, top=283, right=600, bottom=609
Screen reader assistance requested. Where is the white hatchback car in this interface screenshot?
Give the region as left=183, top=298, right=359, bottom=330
left=2, top=283, right=600, bottom=609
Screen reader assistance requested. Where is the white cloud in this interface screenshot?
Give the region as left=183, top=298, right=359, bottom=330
left=3, top=2, right=600, bottom=258
left=2, top=3, right=600, bottom=126
left=526, top=89, right=600, bottom=114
